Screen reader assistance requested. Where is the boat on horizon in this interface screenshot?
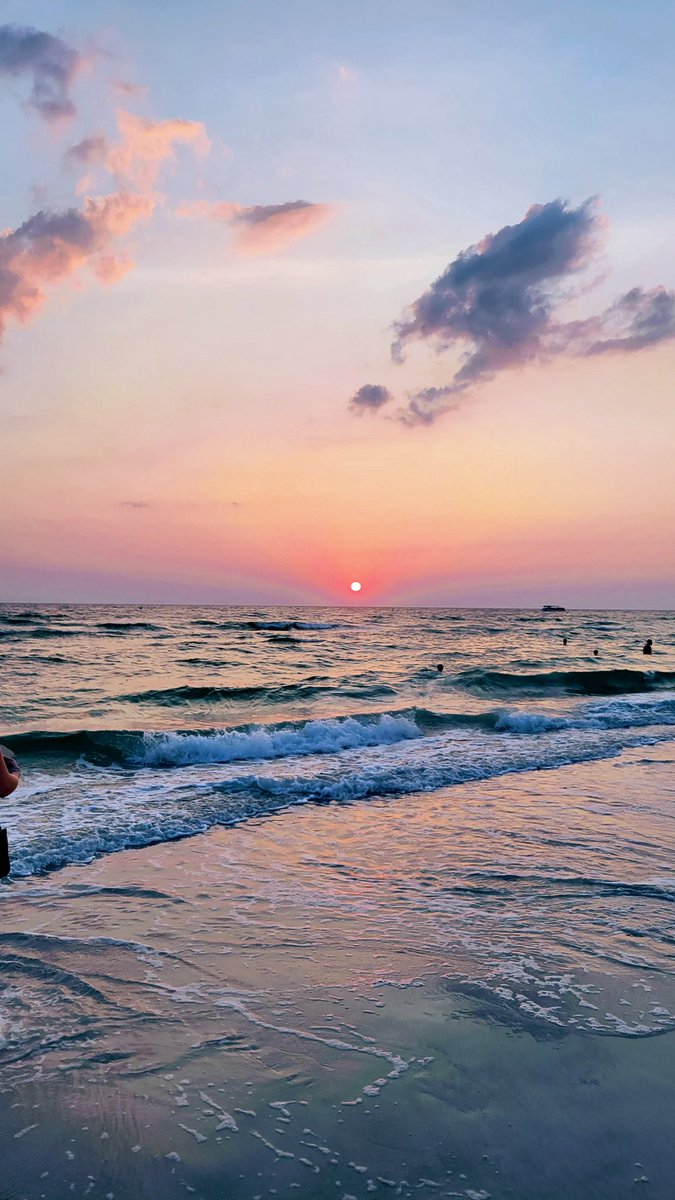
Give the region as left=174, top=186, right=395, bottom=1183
left=542, top=604, right=566, bottom=611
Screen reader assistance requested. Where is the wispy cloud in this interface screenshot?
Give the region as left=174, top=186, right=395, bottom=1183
left=349, top=199, right=675, bottom=426
left=566, top=286, right=675, bottom=357
left=179, top=199, right=334, bottom=254
left=0, top=23, right=81, bottom=121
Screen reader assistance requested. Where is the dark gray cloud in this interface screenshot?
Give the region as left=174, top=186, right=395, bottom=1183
left=349, top=199, right=675, bottom=427
left=0, top=24, right=81, bottom=121
left=392, top=198, right=596, bottom=365
left=349, top=383, right=393, bottom=415
left=390, top=199, right=598, bottom=425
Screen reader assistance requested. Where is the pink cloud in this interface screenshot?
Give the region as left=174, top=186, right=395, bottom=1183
left=178, top=199, right=334, bottom=254
left=93, top=253, right=134, bottom=283
left=3, top=36, right=211, bottom=356
left=105, top=109, right=210, bottom=189
left=84, top=190, right=157, bottom=237
left=0, top=192, right=154, bottom=343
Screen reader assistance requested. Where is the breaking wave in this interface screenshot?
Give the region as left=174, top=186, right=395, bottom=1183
left=6, top=692, right=675, bottom=770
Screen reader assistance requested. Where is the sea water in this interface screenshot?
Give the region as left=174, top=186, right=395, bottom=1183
left=1, top=604, right=674, bottom=1043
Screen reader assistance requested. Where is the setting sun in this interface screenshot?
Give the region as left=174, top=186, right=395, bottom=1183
left=350, top=581, right=362, bottom=592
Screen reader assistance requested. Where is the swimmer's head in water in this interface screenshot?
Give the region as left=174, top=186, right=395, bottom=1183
left=436, top=663, right=444, bottom=672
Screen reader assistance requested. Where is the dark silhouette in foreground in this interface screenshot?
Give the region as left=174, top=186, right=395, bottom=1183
left=0, top=748, right=19, bottom=879
left=643, top=639, right=653, bottom=655
left=0, top=749, right=19, bottom=799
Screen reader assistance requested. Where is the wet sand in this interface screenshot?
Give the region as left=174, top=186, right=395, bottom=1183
left=2, top=746, right=675, bottom=1199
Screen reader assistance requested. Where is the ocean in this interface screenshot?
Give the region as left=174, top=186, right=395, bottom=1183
left=1, top=604, right=675, bottom=1199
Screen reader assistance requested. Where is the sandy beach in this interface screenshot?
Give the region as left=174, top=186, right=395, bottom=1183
left=2, top=744, right=675, bottom=1200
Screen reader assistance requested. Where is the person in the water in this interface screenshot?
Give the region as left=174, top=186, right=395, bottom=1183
left=593, top=649, right=599, bottom=656
left=643, top=639, right=653, bottom=655
left=562, top=637, right=568, bottom=646
left=0, top=748, right=20, bottom=798
left=437, top=663, right=444, bottom=672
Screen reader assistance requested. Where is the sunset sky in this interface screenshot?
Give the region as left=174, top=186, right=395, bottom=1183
left=2, top=0, right=674, bottom=606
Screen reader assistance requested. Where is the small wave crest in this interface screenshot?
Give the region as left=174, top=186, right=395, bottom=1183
left=189, top=618, right=342, bottom=632
left=120, top=678, right=395, bottom=705
left=1, top=626, right=82, bottom=640
left=0, top=610, right=47, bottom=625
left=96, top=621, right=163, bottom=633
left=459, top=667, right=675, bottom=697
left=246, top=620, right=342, bottom=631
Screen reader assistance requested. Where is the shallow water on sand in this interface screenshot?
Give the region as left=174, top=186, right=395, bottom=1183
left=1, top=747, right=675, bottom=1199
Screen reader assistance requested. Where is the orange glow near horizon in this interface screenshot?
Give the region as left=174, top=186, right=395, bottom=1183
left=3, top=343, right=675, bottom=605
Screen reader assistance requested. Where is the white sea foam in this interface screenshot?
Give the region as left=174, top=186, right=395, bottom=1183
left=6, top=715, right=675, bottom=881
left=494, top=692, right=675, bottom=734
left=137, top=712, right=421, bottom=767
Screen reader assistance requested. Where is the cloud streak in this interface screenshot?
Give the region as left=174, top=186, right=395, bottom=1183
left=0, top=23, right=81, bottom=121
left=180, top=198, right=334, bottom=254
left=350, top=199, right=675, bottom=426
